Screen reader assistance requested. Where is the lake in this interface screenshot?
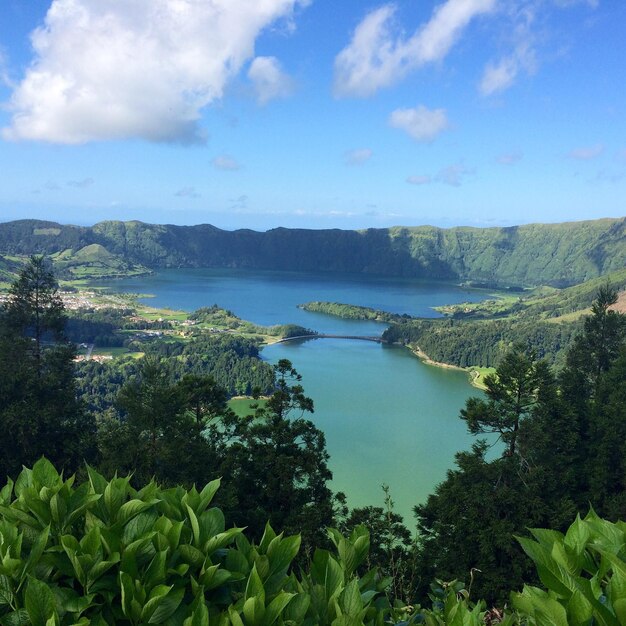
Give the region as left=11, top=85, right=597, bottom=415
left=97, top=268, right=489, bottom=523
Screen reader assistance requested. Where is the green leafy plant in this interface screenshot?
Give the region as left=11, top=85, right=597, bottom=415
left=0, top=459, right=398, bottom=626
left=513, top=510, right=626, bottom=626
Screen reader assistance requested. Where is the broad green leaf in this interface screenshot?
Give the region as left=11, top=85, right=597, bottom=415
left=229, top=607, right=245, bottom=626
left=267, top=535, right=300, bottom=577
left=198, top=479, right=220, bottom=513
left=117, top=499, right=158, bottom=525
left=178, top=544, right=205, bottom=568
left=337, top=539, right=357, bottom=576
left=0, top=608, right=29, bottom=626
left=243, top=596, right=265, bottom=626
left=200, top=564, right=231, bottom=590
left=245, top=565, right=265, bottom=603
left=205, top=528, right=243, bottom=555
left=259, top=525, right=276, bottom=554
left=141, top=584, right=173, bottom=622
left=185, top=599, right=209, bottom=626
left=122, top=510, right=159, bottom=544
left=20, top=526, right=49, bottom=583
left=324, top=556, right=344, bottom=600
left=564, top=515, right=591, bottom=556
left=31, top=459, right=60, bottom=490
left=119, top=572, right=135, bottom=618
left=25, top=577, right=56, bottom=626
left=144, top=551, right=168, bottom=589
left=0, top=505, right=40, bottom=529
left=186, top=505, right=201, bottom=547
left=339, top=580, right=362, bottom=616
left=199, top=508, right=225, bottom=542
left=264, top=592, right=294, bottom=626
left=567, top=589, right=593, bottom=626
left=0, top=480, right=14, bottom=506
left=0, top=575, right=13, bottom=607
left=282, top=592, right=310, bottom=623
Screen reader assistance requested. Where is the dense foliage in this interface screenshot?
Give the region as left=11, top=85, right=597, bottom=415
left=4, top=460, right=626, bottom=626
left=413, top=287, right=626, bottom=604
left=383, top=317, right=581, bottom=368
left=4, top=256, right=626, bottom=623
left=299, top=302, right=410, bottom=324
left=2, top=216, right=626, bottom=287
left=0, top=256, right=95, bottom=478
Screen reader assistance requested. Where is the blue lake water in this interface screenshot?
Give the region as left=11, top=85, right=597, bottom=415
left=97, top=268, right=489, bottom=523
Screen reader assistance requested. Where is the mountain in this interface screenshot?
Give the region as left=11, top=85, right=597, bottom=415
left=0, top=217, right=624, bottom=288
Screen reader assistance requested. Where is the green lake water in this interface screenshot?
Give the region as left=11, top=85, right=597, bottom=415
left=97, top=268, right=489, bottom=523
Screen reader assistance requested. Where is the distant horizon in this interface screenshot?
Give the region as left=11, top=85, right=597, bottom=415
left=2, top=213, right=624, bottom=234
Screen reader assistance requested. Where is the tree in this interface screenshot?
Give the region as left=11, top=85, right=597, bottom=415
left=565, top=285, right=626, bottom=393
left=216, top=359, right=335, bottom=548
left=3, top=255, right=65, bottom=366
left=98, top=358, right=217, bottom=487
left=178, top=373, right=229, bottom=424
left=262, top=358, right=314, bottom=420
left=461, top=345, right=554, bottom=457
left=0, top=257, right=95, bottom=477
left=341, top=487, right=415, bottom=603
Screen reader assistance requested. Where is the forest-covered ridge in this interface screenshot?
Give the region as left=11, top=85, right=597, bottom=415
left=1, top=216, right=625, bottom=287
left=293, top=269, right=626, bottom=372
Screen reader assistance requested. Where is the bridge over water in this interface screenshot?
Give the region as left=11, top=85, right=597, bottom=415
left=272, top=334, right=385, bottom=344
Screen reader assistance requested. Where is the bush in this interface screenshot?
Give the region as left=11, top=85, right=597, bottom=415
left=0, top=459, right=392, bottom=626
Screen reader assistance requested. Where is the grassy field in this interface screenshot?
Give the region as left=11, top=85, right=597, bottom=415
left=227, top=397, right=268, bottom=417
left=469, top=366, right=495, bottom=390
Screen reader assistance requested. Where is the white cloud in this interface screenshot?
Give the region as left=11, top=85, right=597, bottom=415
left=212, top=155, right=241, bottom=171
left=345, top=148, right=373, bottom=165
left=248, top=56, right=293, bottom=105
left=334, top=0, right=496, bottom=97
left=568, top=144, right=604, bottom=160
left=480, top=56, right=519, bottom=95
left=2, top=0, right=305, bottom=144
left=497, top=151, right=523, bottom=165
left=0, top=49, right=14, bottom=88
left=479, top=5, right=537, bottom=96
left=406, top=175, right=432, bottom=185
left=389, top=106, right=449, bottom=142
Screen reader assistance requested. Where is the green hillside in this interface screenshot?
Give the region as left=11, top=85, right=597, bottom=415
left=51, top=243, right=149, bottom=279
left=382, top=269, right=626, bottom=369
left=0, top=216, right=624, bottom=287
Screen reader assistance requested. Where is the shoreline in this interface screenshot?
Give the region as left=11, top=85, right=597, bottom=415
left=406, top=343, right=486, bottom=390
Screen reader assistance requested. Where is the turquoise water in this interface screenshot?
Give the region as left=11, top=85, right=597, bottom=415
left=98, top=268, right=487, bottom=523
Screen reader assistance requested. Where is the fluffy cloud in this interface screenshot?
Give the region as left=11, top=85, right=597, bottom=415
left=568, top=144, right=604, bottom=160
left=212, top=155, right=241, bottom=171
left=334, top=0, right=496, bottom=97
left=389, top=106, right=449, bottom=142
left=248, top=56, right=294, bottom=105
left=479, top=6, right=537, bottom=96
left=345, top=148, right=373, bottom=165
left=479, top=0, right=598, bottom=97
left=2, top=0, right=305, bottom=144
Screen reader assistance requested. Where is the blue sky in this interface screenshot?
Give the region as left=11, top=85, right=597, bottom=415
left=0, top=0, right=624, bottom=231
